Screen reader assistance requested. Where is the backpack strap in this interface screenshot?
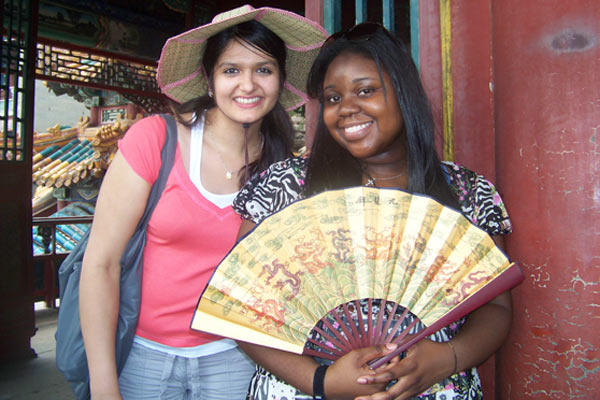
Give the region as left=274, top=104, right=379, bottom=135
left=134, top=114, right=178, bottom=231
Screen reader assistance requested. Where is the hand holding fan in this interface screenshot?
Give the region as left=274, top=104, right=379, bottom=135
left=191, top=187, right=523, bottom=368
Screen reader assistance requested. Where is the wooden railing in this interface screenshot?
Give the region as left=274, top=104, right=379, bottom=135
left=32, top=215, right=93, bottom=307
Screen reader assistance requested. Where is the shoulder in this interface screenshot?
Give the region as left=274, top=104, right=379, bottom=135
left=118, top=115, right=168, bottom=183
left=233, top=156, right=307, bottom=223
left=441, top=161, right=512, bottom=235
left=119, top=115, right=167, bottom=150
left=126, top=114, right=167, bottom=136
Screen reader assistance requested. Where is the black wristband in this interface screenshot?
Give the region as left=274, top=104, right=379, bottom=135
left=313, top=364, right=329, bottom=400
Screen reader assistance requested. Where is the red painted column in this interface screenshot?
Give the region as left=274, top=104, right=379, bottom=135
left=449, top=1, right=495, bottom=180
left=419, top=2, right=499, bottom=396
left=493, top=1, right=600, bottom=397
left=420, top=0, right=496, bottom=178
left=418, top=0, right=443, bottom=154
left=446, top=4, right=497, bottom=395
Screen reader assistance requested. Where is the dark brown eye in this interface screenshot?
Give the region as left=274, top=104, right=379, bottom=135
left=325, top=94, right=341, bottom=104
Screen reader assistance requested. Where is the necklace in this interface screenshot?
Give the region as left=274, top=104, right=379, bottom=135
left=364, top=172, right=406, bottom=187
left=205, top=128, right=264, bottom=180
left=213, top=147, right=234, bottom=180
left=205, top=129, right=235, bottom=180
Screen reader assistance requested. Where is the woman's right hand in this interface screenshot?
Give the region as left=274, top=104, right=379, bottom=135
left=324, top=344, right=400, bottom=400
left=353, top=339, right=455, bottom=400
left=238, top=341, right=396, bottom=399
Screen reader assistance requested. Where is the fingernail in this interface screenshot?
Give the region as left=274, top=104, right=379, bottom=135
left=357, top=377, right=368, bottom=384
left=385, top=343, right=398, bottom=350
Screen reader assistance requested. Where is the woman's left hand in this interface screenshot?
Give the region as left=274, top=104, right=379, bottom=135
left=354, top=339, right=455, bottom=400
left=354, top=289, right=513, bottom=400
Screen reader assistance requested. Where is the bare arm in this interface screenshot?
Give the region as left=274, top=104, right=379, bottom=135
left=238, top=342, right=318, bottom=394
left=240, top=341, right=397, bottom=400
left=79, top=151, right=151, bottom=399
left=355, top=235, right=513, bottom=400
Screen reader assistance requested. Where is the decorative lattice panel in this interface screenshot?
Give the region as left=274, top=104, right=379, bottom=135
left=35, top=38, right=167, bottom=113
left=1, top=0, right=36, bottom=161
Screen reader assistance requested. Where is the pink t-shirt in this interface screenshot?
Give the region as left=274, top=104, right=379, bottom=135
left=118, top=115, right=241, bottom=347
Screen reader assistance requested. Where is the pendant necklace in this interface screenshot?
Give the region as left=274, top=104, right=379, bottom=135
left=206, top=130, right=235, bottom=180
left=207, top=129, right=264, bottom=180
left=364, top=171, right=406, bottom=187
left=214, top=149, right=234, bottom=180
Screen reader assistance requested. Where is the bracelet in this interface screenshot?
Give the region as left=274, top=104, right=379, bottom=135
left=447, top=341, right=458, bottom=375
left=312, top=364, right=329, bottom=400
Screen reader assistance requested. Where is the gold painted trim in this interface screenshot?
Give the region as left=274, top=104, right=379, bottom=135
left=440, top=0, right=454, bottom=161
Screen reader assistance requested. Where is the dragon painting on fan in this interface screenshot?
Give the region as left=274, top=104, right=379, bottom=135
left=193, top=188, right=521, bottom=360
left=193, top=22, right=522, bottom=400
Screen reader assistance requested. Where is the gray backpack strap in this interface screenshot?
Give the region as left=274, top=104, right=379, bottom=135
left=134, top=113, right=178, bottom=230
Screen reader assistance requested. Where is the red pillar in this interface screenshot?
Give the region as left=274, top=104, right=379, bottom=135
left=418, top=0, right=443, bottom=155
left=493, top=1, right=600, bottom=397
left=446, top=4, right=497, bottom=394
left=419, top=2, right=499, bottom=396
left=449, top=2, right=495, bottom=180
left=420, top=0, right=496, bottom=178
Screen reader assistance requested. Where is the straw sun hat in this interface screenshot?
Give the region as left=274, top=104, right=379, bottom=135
left=156, top=4, right=328, bottom=111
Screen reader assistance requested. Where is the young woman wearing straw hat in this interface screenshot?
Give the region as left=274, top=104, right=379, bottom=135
left=78, top=5, right=326, bottom=399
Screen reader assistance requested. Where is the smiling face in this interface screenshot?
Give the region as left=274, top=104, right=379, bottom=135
left=211, top=39, right=281, bottom=127
left=322, top=51, right=404, bottom=162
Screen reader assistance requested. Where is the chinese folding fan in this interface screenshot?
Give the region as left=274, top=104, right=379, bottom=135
left=191, top=187, right=523, bottom=368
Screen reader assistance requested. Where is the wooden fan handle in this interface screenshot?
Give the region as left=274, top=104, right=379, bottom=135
left=369, top=263, right=525, bottom=369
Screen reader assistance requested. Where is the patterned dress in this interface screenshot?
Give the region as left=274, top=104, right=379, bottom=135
left=233, top=157, right=512, bottom=400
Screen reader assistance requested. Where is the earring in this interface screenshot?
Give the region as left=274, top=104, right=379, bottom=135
left=208, top=89, right=213, bottom=98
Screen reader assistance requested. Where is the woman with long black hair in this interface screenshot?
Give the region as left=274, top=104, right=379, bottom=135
left=234, top=22, right=513, bottom=400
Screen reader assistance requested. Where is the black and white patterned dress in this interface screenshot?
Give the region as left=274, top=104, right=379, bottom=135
left=233, top=156, right=512, bottom=400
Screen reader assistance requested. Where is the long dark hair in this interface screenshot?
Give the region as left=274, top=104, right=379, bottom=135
left=170, top=20, right=294, bottom=185
left=305, top=23, right=458, bottom=209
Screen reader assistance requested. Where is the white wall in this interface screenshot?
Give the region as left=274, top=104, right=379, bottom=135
left=34, top=80, right=89, bottom=133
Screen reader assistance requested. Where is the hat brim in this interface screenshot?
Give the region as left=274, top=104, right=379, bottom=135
left=157, top=7, right=327, bottom=111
